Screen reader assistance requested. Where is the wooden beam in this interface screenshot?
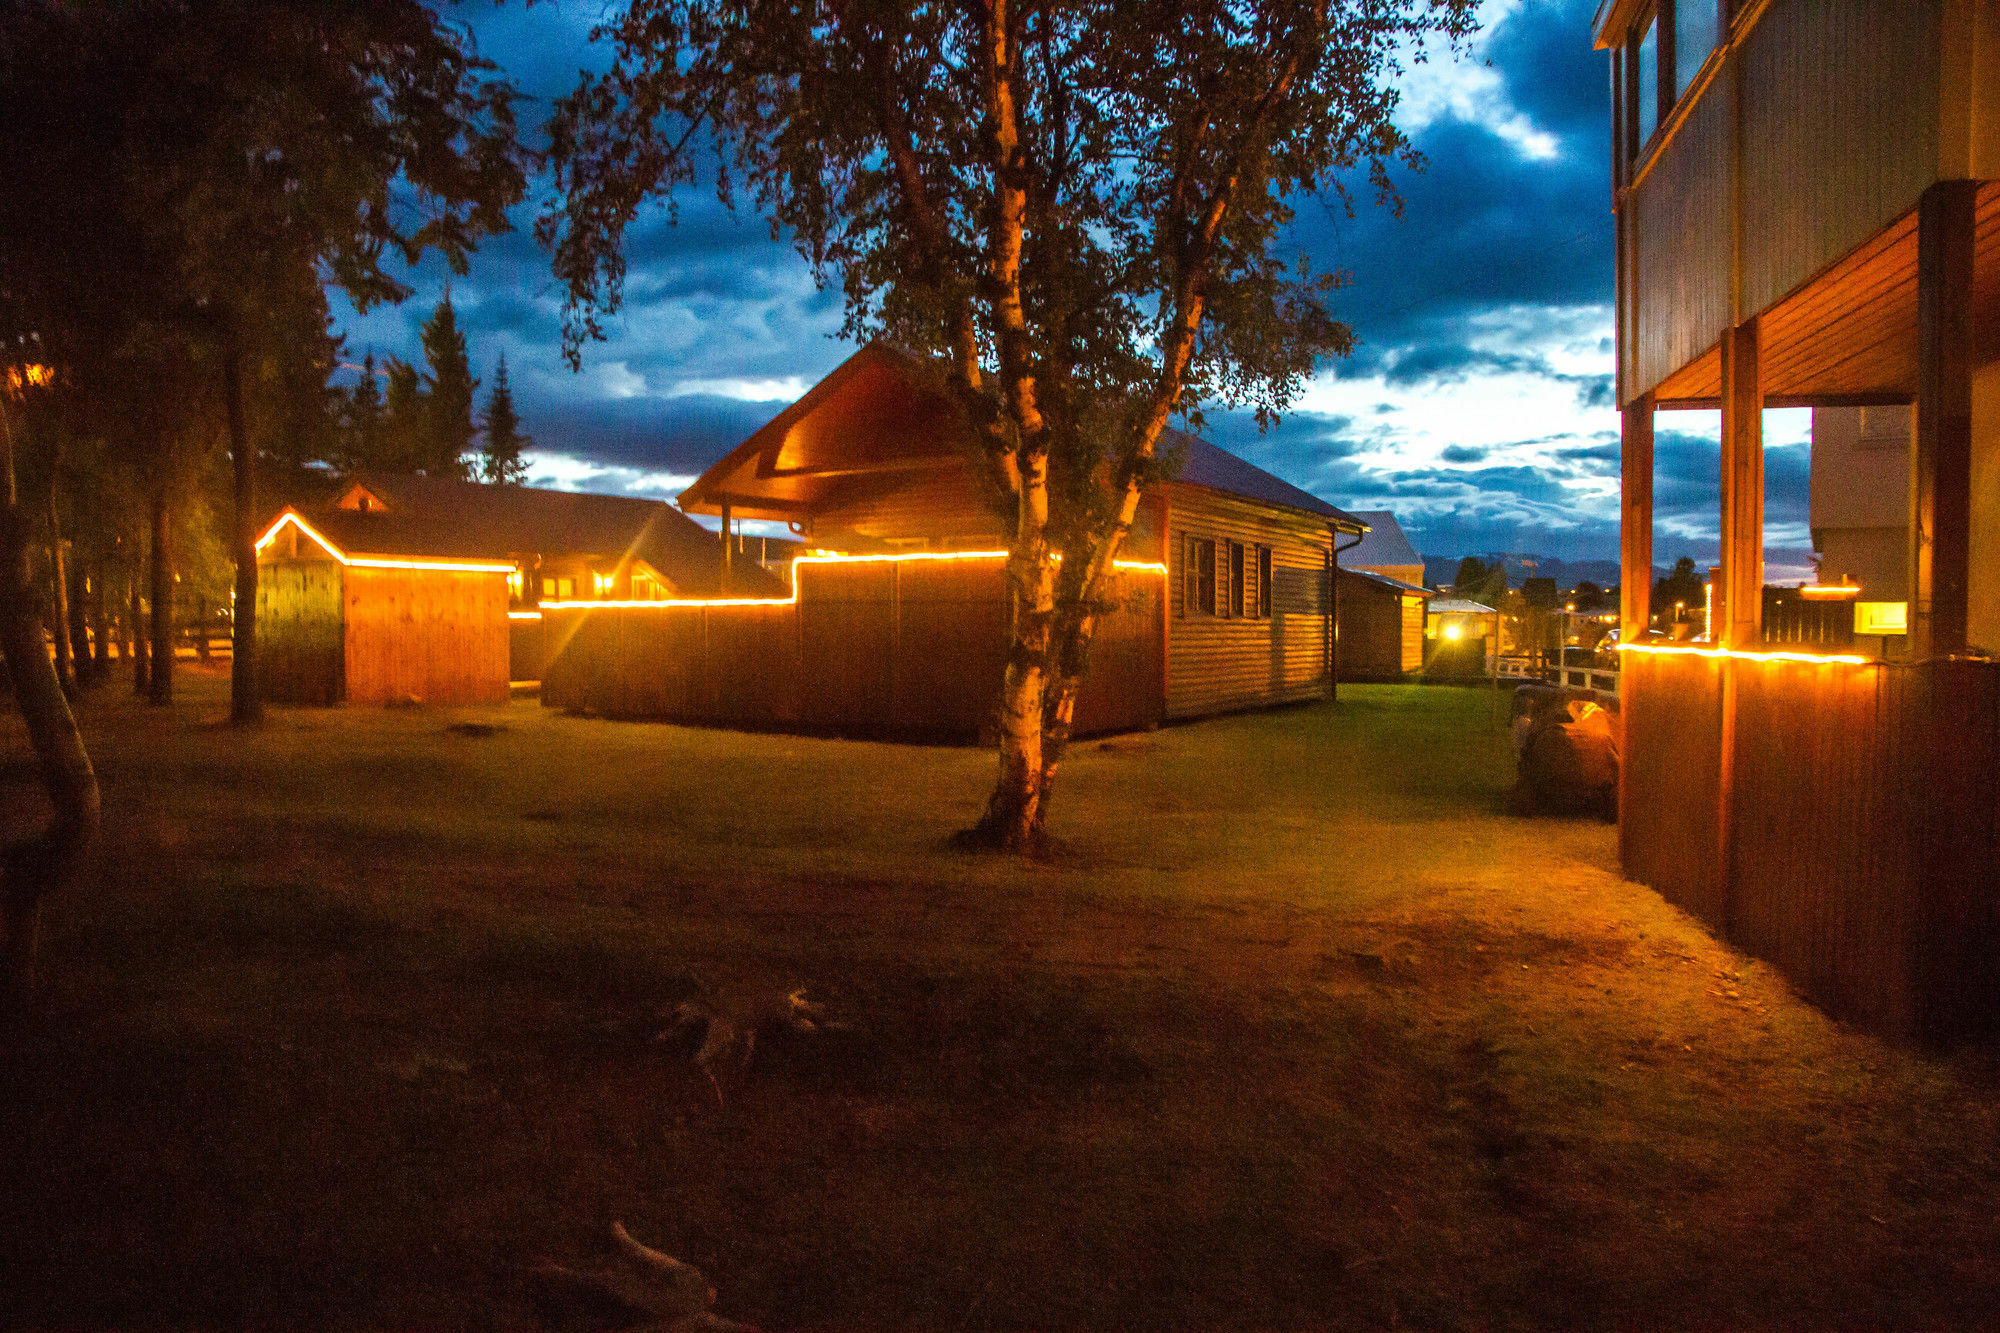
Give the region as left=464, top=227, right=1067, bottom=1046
left=1912, top=179, right=1977, bottom=660
left=719, top=503, right=733, bottom=588
left=1718, top=319, right=1764, bottom=649
left=1620, top=394, right=1654, bottom=641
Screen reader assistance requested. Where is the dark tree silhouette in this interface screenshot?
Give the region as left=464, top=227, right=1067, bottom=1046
left=481, top=354, right=531, bottom=485
left=420, top=296, right=479, bottom=480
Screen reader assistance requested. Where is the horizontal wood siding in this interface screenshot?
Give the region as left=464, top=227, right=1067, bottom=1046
left=1166, top=489, right=1330, bottom=719
left=257, top=558, right=343, bottom=705
left=342, top=568, right=510, bottom=706
left=810, top=469, right=1006, bottom=547
left=538, top=559, right=1162, bottom=737
left=1401, top=597, right=1425, bottom=672
left=1622, top=652, right=2000, bottom=1042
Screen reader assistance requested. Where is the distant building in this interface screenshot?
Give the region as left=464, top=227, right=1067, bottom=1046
left=1809, top=404, right=1910, bottom=600
left=1336, top=568, right=1429, bottom=679
left=1340, top=510, right=1424, bottom=586
left=256, top=475, right=775, bottom=705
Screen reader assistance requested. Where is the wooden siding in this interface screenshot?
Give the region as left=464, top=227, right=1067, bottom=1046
left=541, top=559, right=1163, bottom=737
left=509, top=617, right=548, bottom=682
left=1737, top=1, right=1941, bottom=319
left=342, top=567, right=510, bottom=706
left=809, top=469, right=1006, bottom=548
left=257, top=558, right=344, bottom=705
left=1621, top=0, right=1951, bottom=403
left=1630, top=79, right=1732, bottom=398
left=1335, top=571, right=1418, bottom=680
left=1167, top=489, right=1331, bottom=719
left=1621, top=651, right=2000, bottom=1042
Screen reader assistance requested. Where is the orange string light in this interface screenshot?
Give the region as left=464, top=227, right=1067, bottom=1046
left=541, top=548, right=1171, bottom=612
left=1616, top=642, right=1871, bottom=666
left=254, top=511, right=516, bottom=575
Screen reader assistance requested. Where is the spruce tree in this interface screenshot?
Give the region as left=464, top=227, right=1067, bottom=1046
left=480, top=353, right=530, bottom=484
left=419, top=294, right=478, bottom=479
left=343, top=351, right=385, bottom=474
left=382, top=356, right=425, bottom=473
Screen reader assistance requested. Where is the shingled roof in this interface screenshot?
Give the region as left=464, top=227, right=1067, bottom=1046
left=1339, top=510, right=1423, bottom=570
left=1165, top=428, right=1366, bottom=530
left=274, top=474, right=783, bottom=597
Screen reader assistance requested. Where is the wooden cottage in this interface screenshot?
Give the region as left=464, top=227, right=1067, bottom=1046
left=1599, top=0, right=2000, bottom=1039
left=256, top=475, right=768, bottom=705
left=1337, top=569, right=1430, bottom=679
left=540, top=342, right=1371, bottom=734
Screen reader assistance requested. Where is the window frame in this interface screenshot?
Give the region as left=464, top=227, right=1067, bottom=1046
left=1229, top=541, right=1246, bottom=618
left=1191, top=536, right=1217, bottom=616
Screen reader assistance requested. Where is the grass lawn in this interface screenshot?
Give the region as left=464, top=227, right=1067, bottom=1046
left=3, top=668, right=1999, bottom=1329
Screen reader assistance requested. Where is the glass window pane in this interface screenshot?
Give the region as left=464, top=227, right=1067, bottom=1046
left=1636, top=16, right=1658, bottom=146
left=1675, top=0, right=1717, bottom=98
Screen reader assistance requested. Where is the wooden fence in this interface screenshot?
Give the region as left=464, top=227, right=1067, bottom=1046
left=542, top=557, right=1164, bottom=739
left=1621, top=650, right=1999, bottom=1042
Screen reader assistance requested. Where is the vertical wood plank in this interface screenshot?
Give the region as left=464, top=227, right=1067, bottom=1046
left=1912, top=178, right=1976, bottom=660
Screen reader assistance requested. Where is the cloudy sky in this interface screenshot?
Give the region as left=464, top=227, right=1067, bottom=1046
left=333, top=0, right=1812, bottom=576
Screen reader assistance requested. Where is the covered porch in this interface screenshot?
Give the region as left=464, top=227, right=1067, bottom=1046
left=1618, top=181, right=2000, bottom=1041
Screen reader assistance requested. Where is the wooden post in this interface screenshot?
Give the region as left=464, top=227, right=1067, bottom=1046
left=1620, top=395, right=1654, bottom=643
left=1715, top=319, right=1762, bottom=931
left=719, top=503, right=733, bottom=591
left=1911, top=179, right=1976, bottom=661
left=1719, top=319, right=1763, bottom=649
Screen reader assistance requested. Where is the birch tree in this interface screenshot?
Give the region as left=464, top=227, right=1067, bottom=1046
left=545, top=0, right=1475, bottom=851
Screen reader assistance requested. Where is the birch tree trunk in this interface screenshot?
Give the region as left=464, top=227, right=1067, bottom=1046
left=965, top=0, right=1058, bottom=852
left=0, top=395, right=100, bottom=1014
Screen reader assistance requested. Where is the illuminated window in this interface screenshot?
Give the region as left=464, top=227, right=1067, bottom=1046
left=549, top=576, right=574, bottom=600
left=1855, top=601, right=1908, bottom=636
left=508, top=568, right=525, bottom=601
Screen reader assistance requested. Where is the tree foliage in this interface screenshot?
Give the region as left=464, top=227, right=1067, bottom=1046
left=0, top=0, right=526, bottom=998
left=419, top=294, right=480, bottom=479
left=545, top=0, right=1477, bottom=849
left=1654, top=556, right=1705, bottom=623
left=481, top=353, right=531, bottom=484
left=1452, top=555, right=1507, bottom=607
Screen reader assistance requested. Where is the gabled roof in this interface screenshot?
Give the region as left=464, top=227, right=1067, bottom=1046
left=1165, top=428, right=1365, bottom=530
left=1429, top=597, right=1498, bottom=615
left=1342, top=567, right=1433, bottom=596
left=1339, top=510, right=1422, bottom=570
left=271, top=474, right=782, bottom=597
left=679, top=341, right=1366, bottom=531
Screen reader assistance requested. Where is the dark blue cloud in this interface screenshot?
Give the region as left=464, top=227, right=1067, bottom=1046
left=330, top=0, right=1738, bottom=571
